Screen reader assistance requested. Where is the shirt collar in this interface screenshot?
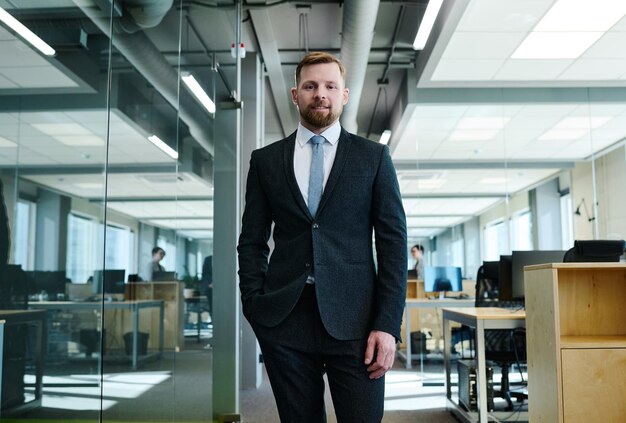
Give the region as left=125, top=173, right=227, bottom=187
left=296, top=120, right=341, bottom=147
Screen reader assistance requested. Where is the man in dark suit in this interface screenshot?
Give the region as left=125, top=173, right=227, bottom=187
left=237, top=52, right=407, bottom=422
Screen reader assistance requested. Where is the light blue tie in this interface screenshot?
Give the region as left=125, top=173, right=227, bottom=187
left=307, top=135, right=326, bottom=218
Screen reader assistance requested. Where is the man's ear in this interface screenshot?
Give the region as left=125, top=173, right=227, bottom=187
left=342, top=88, right=350, bottom=106
left=290, top=87, right=298, bottom=105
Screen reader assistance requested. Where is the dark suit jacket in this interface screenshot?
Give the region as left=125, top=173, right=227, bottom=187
left=237, top=128, right=407, bottom=341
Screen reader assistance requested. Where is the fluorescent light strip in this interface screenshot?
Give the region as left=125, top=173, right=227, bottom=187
left=0, top=7, right=56, bottom=56
left=148, top=135, right=179, bottom=160
left=181, top=72, right=216, bottom=114
left=512, top=32, right=603, bottom=60
left=380, top=130, right=392, bottom=145
left=413, top=0, right=444, bottom=50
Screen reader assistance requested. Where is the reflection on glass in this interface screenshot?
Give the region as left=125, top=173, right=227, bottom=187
left=0, top=0, right=213, bottom=421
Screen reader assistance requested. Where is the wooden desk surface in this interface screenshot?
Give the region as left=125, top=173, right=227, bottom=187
left=0, top=309, right=47, bottom=317
left=31, top=300, right=160, bottom=306
left=442, top=307, right=525, bottom=320
left=525, top=262, right=626, bottom=271
left=406, top=298, right=475, bottom=308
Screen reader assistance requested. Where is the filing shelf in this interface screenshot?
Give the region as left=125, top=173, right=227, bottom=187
left=524, top=263, right=626, bottom=423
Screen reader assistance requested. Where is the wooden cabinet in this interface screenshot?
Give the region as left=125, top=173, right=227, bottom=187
left=525, top=263, right=626, bottom=423
left=125, top=282, right=184, bottom=351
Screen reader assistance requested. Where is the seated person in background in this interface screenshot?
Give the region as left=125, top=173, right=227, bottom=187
left=146, top=247, right=166, bottom=281
left=410, top=244, right=425, bottom=279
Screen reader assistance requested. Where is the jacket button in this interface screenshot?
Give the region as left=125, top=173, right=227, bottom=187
left=312, top=223, right=319, bottom=229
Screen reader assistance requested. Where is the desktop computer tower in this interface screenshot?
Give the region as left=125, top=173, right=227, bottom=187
left=457, top=359, right=494, bottom=412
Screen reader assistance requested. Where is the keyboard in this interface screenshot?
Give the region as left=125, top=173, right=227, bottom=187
left=476, top=299, right=525, bottom=310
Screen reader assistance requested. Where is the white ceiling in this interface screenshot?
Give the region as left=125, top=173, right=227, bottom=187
left=390, top=0, right=626, bottom=239
left=106, top=200, right=212, bottom=219
left=392, top=103, right=626, bottom=162
left=145, top=219, right=214, bottom=231
left=0, top=109, right=179, bottom=166
left=425, top=0, right=626, bottom=86
left=402, top=197, right=501, bottom=217
left=22, top=171, right=211, bottom=200
left=397, top=168, right=561, bottom=195
left=0, top=25, right=78, bottom=89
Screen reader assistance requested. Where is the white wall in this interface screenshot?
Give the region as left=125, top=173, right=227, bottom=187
left=572, top=145, right=626, bottom=241
left=570, top=161, right=595, bottom=240
left=478, top=191, right=530, bottom=230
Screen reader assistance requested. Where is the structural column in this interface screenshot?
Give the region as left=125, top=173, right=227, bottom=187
left=212, top=97, right=241, bottom=419
left=240, top=52, right=263, bottom=389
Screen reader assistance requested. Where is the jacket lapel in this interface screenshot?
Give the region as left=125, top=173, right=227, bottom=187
left=283, top=132, right=312, bottom=219
left=317, top=129, right=352, bottom=217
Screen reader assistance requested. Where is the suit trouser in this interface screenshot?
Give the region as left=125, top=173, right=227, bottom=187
left=251, top=284, right=385, bottom=423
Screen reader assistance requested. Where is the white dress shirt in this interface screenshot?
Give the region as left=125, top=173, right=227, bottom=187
left=293, top=120, right=341, bottom=208
left=294, top=120, right=341, bottom=284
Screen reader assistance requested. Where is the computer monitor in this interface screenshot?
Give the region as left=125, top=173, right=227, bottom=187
left=424, top=266, right=463, bottom=296
left=26, top=270, right=69, bottom=298
left=511, top=250, right=566, bottom=299
left=152, top=271, right=176, bottom=281
left=92, top=269, right=126, bottom=295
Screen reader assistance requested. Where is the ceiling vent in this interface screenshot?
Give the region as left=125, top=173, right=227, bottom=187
left=136, top=173, right=185, bottom=184
left=400, top=171, right=443, bottom=181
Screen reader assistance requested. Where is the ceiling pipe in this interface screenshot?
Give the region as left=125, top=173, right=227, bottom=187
left=74, top=0, right=214, bottom=156
left=125, top=0, right=173, bottom=28
left=113, top=0, right=174, bottom=33
left=339, top=0, right=381, bottom=134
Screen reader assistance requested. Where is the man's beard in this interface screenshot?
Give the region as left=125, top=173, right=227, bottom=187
left=300, top=103, right=342, bottom=129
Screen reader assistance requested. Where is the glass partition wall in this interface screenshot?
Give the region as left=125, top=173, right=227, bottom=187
left=0, top=1, right=218, bottom=421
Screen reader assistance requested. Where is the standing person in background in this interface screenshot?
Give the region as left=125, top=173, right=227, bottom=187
left=145, top=246, right=166, bottom=281
left=237, top=51, right=407, bottom=423
left=201, top=255, right=213, bottom=315
left=411, top=244, right=425, bottom=280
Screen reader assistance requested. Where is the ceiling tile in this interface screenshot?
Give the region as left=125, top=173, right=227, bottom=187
left=0, top=40, right=49, bottom=67
left=456, top=0, right=552, bottom=32
left=0, top=26, right=13, bottom=41
left=442, top=32, right=526, bottom=59
left=1, top=66, right=78, bottom=88
left=582, top=31, right=626, bottom=59
left=494, top=59, right=572, bottom=80
left=431, top=59, right=505, bottom=81
left=558, top=59, right=626, bottom=80
left=0, top=72, right=18, bottom=88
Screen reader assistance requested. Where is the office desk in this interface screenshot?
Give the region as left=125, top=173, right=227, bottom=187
left=442, top=307, right=526, bottom=423
left=0, top=309, right=46, bottom=417
left=400, top=298, right=475, bottom=370
left=30, top=300, right=164, bottom=369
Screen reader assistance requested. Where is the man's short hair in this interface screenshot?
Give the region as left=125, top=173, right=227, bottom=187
left=295, top=51, right=346, bottom=86
left=152, top=246, right=165, bottom=256
left=411, top=244, right=424, bottom=253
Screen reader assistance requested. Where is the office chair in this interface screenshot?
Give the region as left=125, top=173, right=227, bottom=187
left=474, top=262, right=528, bottom=411
left=0, top=265, right=30, bottom=410
left=563, top=239, right=625, bottom=262
left=484, top=327, right=527, bottom=410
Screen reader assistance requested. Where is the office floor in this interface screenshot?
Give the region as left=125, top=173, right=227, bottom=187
left=240, top=354, right=528, bottom=423
left=15, top=337, right=526, bottom=423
